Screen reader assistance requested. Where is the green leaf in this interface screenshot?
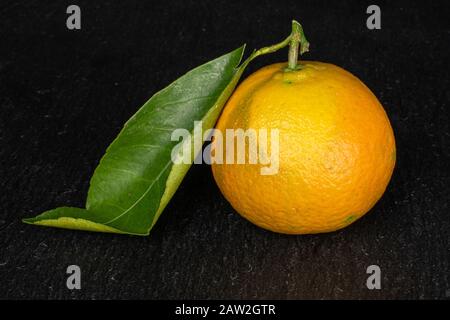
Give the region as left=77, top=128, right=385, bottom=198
left=24, top=46, right=247, bottom=235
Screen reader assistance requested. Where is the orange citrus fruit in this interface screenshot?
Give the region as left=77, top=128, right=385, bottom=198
left=211, top=61, right=396, bottom=234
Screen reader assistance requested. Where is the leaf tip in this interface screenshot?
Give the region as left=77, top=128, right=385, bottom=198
left=240, top=43, right=247, bottom=57
left=22, top=217, right=35, bottom=224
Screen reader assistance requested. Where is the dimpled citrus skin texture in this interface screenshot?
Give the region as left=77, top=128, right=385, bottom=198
left=211, top=62, right=396, bottom=234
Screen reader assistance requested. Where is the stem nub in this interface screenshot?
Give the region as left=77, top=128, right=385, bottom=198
left=287, top=20, right=310, bottom=71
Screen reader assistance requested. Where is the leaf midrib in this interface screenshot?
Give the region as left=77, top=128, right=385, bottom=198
left=102, top=160, right=173, bottom=225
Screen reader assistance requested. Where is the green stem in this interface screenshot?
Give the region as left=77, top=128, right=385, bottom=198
left=251, top=35, right=292, bottom=60
left=238, top=35, right=292, bottom=72
left=287, top=20, right=310, bottom=70
left=288, top=23, right=300, bottom=69
left=239, top=20, right=310, bottom=73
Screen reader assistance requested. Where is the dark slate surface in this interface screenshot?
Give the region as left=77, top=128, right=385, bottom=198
left=0, top=0, right=449, bottom=299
